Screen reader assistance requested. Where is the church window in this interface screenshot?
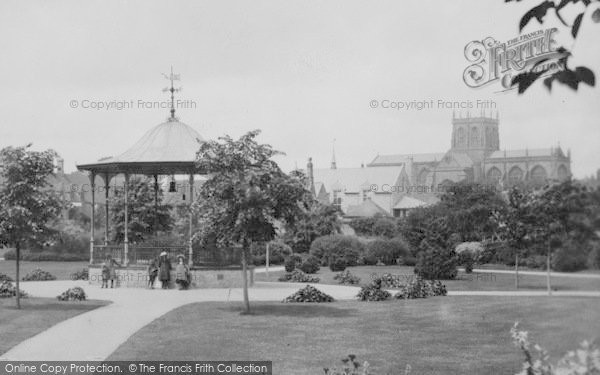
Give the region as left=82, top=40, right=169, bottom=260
left=557, top=165, right=569, bottom=181
left=487, top=167, right=502, bottom=184
left=531, top=165, right=548, bottom=185
left=471, top=127, right=479, bottom=147
left=456, top=128, right=465, bottom=147
left=508, top=166, right=524, bottom=184
left=417, top=169, right=429, bottom=185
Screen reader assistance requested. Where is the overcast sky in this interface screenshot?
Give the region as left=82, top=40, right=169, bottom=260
left=1, top=0, right=598, bottom=178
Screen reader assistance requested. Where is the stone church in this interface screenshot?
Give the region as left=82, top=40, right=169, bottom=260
left=309, top=112, right=572, bottom=218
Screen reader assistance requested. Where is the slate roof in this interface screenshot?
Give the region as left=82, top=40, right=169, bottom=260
left=312, top=166, right=403, bottom=193
left=487, top=148, right=557, bottom=159
left=345, top=199, right=390, bottom=217
left=393, top=195, right=427, bottom=210
left=368, top=153, right=445, bottom=166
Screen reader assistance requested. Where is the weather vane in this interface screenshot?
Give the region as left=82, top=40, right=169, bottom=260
left=162, top=66, right=182, bottom=121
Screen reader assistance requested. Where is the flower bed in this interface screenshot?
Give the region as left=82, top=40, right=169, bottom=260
left=278, top=269, right=320, bottom=283
left=0, top=281, right=27, bottom=298
left=282, top=285, right=334, bottom=303
left=22, top=268, right=56, bottom=281
left=57, top=287, right=86, bottom=301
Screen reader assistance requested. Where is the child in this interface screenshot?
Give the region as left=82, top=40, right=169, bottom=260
left=101, top=262, right=109, bottom=288
left=147, top=258, right=158, bottom=289
left=175, top=255, right=190, bottom=290
left=107, top=256, right=121, bottom=288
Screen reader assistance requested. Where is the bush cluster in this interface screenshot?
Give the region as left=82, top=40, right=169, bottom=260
left=298, top=256, right=320, bottom=274
left=394, top=278, right=447, bottom=299
left=4, top=250, right=88, bottom=262
left=333, top=270, right=361, bottom=285
left=22, top=268, right=56, bottom=281
left=356, top=278, right=392, bottom=301
left=374, top=273, right=405, bottom=288
left=310, top=235, right=364, bottom=269
left=0, top=273, right=12, bottom=282
left=70, top=268, right=89, bottom=281
left=552, top=239, right=589, bottom=272
left=0, top=281, right=27, bottom=298
left=251, top=241, right=292, bottom=266
left=363, top=238, right=410, bottom=265
left=282, top=285, right=333, bottom=303
left=57, top=287, right=86, bottom=301
left=278, top=269, right=320, bottom=283
left=414, top=240, right=458, bottom=280
left=457, top=251, right=474, bottom=273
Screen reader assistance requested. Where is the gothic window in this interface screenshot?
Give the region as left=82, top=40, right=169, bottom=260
left=456, top=128, right=465, bottom=147
left=530, top=165, right=548, bottom=186
left=487, top=167, right=502, bottom=184
left=486, top=128, right=493, bottom=148
left=471, top=127, right=479, bottom=147
left=508, top=166, right=524, bottom=184
left=332, top=191, right=342, bottom=210
left=417, top=169, right=429, bottom=186
left=557, top=165, right=569, bottom=181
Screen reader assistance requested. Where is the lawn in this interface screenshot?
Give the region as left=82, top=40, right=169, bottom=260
left=108, top=296, right=600, bottom=374
left=0, top=297, right=110, bottom=355
left=0, top=261, right=89, bottom=281
left=255, top=265, right=600, bottom=291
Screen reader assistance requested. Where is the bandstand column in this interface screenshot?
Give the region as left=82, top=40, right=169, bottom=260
left=104, top=173, right=110, bottom=245
left=188, top=173, right=194, bottom=266
left=124, top=173, right=130, bottom=266
left=89, top=172, right=96, bottom=265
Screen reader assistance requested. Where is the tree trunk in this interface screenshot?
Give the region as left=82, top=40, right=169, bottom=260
left=515, top=252, right=519, bottom=289
left=16, top=242, right=21, bottom=309
left=547, top=245, right=552, bottom=296
left=241, top=242, right=250, bottom=313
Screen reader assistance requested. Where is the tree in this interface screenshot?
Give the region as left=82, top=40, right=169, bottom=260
left=0, top=145, right=63, bottom=308
left=194, top=130, right=306, bottom=313
left=492, top=187, right=537, bottom=288
left=284, top=200, right=341, bottom=253
left=507, top=0, right=598, bottom=93
left=110, top=176, right=173, bottom=244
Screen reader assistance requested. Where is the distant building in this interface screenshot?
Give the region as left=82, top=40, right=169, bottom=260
left=309, top=112, right=572, bottom=218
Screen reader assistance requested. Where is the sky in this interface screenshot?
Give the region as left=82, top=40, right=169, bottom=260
left=0, top=0, right=598, bottom=178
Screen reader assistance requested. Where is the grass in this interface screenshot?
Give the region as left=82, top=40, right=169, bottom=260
left=0, top=261, right=89, bottom=281
left=0, top=297, right=110, bottom=355
left=255, top=265, right=600, bottom=291
left=107, top=296, right=600, bottom=374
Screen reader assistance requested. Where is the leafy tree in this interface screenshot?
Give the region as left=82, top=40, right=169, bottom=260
left=193, top=130, right=306, bottom=313
left=372, top=217, right=397, bottom=238
left=492, top=186, right=537, bottom=288
left=284, top=199, right=341, bottom=253
left=110, top=176, right=173, bottom=244
left=507, top=0, right=598, bottom=93
left=0, top=145, right=63, bottom=308
left=414, top=217, right=458, bottom=280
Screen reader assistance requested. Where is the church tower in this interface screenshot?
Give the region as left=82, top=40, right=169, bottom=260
left=450, top=110, right=500, bottom=162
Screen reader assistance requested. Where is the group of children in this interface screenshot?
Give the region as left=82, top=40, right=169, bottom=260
left=100, top=251, right=191, bottom=290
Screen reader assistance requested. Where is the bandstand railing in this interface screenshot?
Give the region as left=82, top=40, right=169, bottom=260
left=92, top=244, right=188, bottom=266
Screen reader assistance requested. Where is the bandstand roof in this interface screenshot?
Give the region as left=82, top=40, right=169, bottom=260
left=77, top=119, right=206, bottom=175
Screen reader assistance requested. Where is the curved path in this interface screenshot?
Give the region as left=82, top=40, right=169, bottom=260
left=1, top=278, right=598, bottom=361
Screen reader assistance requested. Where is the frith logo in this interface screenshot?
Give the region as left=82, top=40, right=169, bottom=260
left=463, top=28, right=566, bottom=90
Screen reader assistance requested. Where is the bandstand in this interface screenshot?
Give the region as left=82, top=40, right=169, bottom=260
left=77, top=72, right=250, bottom=288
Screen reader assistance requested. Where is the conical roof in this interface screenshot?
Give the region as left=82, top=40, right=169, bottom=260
left=77, top=119, right=206, bottom=175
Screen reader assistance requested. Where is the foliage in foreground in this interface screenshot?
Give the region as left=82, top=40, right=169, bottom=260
left=278, top=269, right=320, bottom=283
left=282, top=285, right=334, bottom=303
left=0, top=273, right=12, bottom=282
left=356, top=278, right=392, bottom=302
left=334, top=270, right=361, bottom=285
left=70, top=268, right=89, bottom=281
left=22, top=268, right=56, bottom=281
left=394, top=278, right=447, bottom=300
left=57, top=287, right=86, bottom=301
left=0, top=281, right=27, bottom=298
left=511, top=323, right=600, bottom=375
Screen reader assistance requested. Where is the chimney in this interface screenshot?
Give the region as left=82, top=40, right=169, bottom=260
left=307, top=157, right=315, bottom=194
left=56, top=157, right=64, bottom=175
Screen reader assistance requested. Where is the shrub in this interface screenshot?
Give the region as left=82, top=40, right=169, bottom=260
left=22, top=268, right=56, bottom=281
left=414, top=239, right=458, bottom=280
left=278, top=269, right=320, bottom=283
left=394, top=278, right=447, bottom=299
left=348, top=217, right=377, bottom=236
left=298, top=255, right=320, bottom=274
left=0, top=273, right=12, bottom=282
left=403, top=256, right=418, bottom=267
left=552, top=240, right=588, bottom=272
left=251, top=241, right=292, bottom=265
left=375, top=273, right=405, bottom=288
left=70, top=268, right=89, bottom=281
left=284, top=258, right=297, bottom=272
left=0, top=281, right=27, bottom=298
left=310, top=235, right=364, bottom=267
left=457, top=251, right=474, bottom=273
left=4, top=250, right=88, bottom=262
left=588, top=243, right=600, bottom=270
left=372, top=218, right=397, bottom=238
left=329, top=258, right=347, bottom=272
left=524, top=255, right=547, bottom=270
left=356, top=278, right=392, bottom=301
left=333, top=270, right=361, bottom=285
left=57, top=287, right=86, bottom=301
left=282, top=285, right=333, bottom=303
left=366, top=238, right=410, bottom=265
